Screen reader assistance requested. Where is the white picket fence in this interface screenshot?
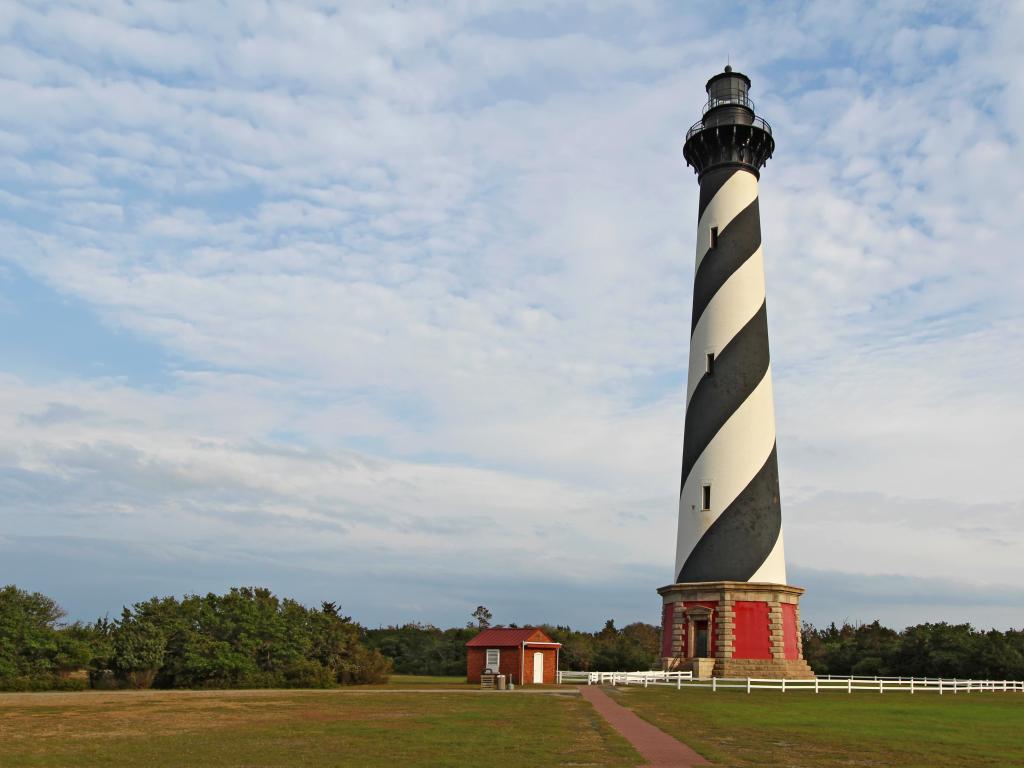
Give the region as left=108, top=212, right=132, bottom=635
left=557, top=670, right=1024, bottom=694
left=557, top=670, right=692, bottom=685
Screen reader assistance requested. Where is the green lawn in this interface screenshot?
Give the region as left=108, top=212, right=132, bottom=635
left=0, top=688, right=641, bottom=768
left=380, top=674, right=572, bottom=690
left=613, top=686, right=1024, bottom=767
left=384, top=674, right=471, bottom=687
left=5, top=683, right=1019, bottom=767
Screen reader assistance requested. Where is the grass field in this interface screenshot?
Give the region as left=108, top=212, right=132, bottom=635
left=614, top=686, right=1024, bottom=767
left=3, top=681, right=1022, bottom=767
left=0, top=686, right=640, bottom=768
left=376, top=674, right=472, bottom=688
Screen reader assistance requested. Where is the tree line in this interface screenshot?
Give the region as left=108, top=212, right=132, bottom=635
left=4, top=584, right=1022, bottom=690
left=0, top=585, right=390, bottom=691
left=366, top=615, right=1024, bottom=680
left=802, top=620, right=1024, bottom=680
left=363, top=617, right=662, bottom=675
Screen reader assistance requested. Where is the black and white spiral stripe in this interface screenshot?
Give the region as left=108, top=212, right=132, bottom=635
left=674, top=166, right=786, bottom=585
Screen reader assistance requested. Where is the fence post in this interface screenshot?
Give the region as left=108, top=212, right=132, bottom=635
left=712, top=677, right=717, bottom=693
left=814, top=678, right=819, bottom=694
left=677, top=675, right=681, bottom=690
left=746, top=677, right=751, bottom=694
left=781, top=678, right=786, bottom=694
left=879, top=679, right=883, bottom=694
left=910, top=678, right=914, bottom=694
left=847, top=678, right=852, bottom=694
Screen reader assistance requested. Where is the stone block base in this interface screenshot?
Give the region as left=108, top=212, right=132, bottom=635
left=663, top=656, right=716, bottom=678
left=691, top=657, right=717, bottom=679
left=658, top=581, right=814, bottom=679
left=713, top=658, right=815, bottom=679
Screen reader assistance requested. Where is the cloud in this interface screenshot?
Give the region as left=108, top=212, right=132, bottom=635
left=0, top=1, right=1021, bottom=628
left=18, top=402, right=89, bottom=426
left=794, top=566, right=1024, bottom=631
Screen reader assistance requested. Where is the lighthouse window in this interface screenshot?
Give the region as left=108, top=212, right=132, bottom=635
left=701, top=484, right=711, bottom=511
left=706, top=352, right=715, bottom=375
left=710, top=226, right=719, bottom=249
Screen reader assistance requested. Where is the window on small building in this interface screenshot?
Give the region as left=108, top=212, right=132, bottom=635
left=706, top=352, right=715, bottom=375
left=485, top=649, right=500, bottom=671
left=701, top=484, right=711, bottom=511
left=710, top=226, right=719, bottom=249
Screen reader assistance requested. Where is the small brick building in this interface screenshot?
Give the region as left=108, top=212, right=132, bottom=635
left=466, top=627, right=561, bottom=685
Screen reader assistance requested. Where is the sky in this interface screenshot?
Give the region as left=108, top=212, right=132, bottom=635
left=1, top=0, right=1022, bottom=631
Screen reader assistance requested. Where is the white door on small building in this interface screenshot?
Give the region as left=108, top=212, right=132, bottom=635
left=533, top=651, right=544, bottom=684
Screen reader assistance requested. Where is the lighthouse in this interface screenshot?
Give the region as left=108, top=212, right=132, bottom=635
left=658, top=67, right=814, bottom=679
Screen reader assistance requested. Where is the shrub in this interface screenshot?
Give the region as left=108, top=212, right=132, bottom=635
left=338, top=648, right=392, bottom=685
left=1, top=585, right=396, bottom=691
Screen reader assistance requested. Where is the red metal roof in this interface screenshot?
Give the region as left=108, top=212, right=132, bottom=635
left=465, top=627, right=559, bottom=647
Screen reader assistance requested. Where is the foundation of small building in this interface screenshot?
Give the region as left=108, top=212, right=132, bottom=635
left=658, top=581, right=815, bottom=679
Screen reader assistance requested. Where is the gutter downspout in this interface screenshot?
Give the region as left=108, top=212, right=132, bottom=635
left=521, top=641, right=525, bottom=686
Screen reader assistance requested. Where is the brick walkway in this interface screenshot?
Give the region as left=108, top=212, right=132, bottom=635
left=580, top=686, right=710, bottom=767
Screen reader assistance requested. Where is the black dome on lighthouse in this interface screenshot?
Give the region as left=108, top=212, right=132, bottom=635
left=683, top=66, right=774, bottom=180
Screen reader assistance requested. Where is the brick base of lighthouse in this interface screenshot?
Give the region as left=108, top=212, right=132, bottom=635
left=657, top=582, right=815, bottom=679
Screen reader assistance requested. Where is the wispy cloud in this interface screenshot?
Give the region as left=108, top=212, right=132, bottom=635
left=1, top=1, right=1021, bottom=627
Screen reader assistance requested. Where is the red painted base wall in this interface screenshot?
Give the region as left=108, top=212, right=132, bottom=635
left=661, top=603, right=673, bottom=657
left=733, top=601, right=771, bottom=659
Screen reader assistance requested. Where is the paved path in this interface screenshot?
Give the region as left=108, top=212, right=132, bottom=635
left=580, top=686, right=710, bottom=767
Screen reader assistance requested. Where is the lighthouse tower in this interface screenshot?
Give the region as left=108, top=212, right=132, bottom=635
left=658, top=67, right=813, bottom=679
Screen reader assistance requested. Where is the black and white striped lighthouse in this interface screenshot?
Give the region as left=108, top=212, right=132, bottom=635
left=658, top=67, right=814, bottom=679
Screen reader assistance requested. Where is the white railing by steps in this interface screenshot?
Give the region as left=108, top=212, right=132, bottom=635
left=557, top=670, right=1024, bottom=694
left=557, top=670, right=693, bottom=685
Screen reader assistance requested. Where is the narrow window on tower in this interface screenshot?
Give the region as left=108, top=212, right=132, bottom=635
left=706, top=352, right=715, bottom=376
left=701, top=484, right=711, bottom=512
left=710, top=226, right=719, bottom=250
